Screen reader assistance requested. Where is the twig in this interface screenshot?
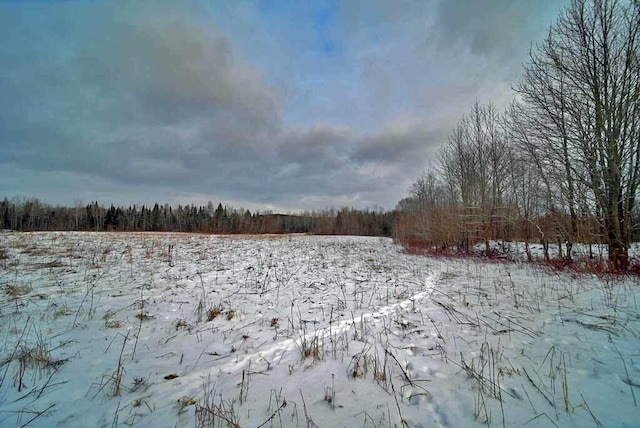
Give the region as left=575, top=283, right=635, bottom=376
left=113, top=331, right=130, bottom=397
left=256, top=400, right=287, bottom=428
left=390, top=380, right=408, bottom=427
left=385, top=349, right=413, bottom=385
left=580, top=393, right=603, bottom=428
left=131, top=285, right=143, bottom=360
left=612, top=340, right=637, bottom=407
left=299, top=389, right=316, bottom=428
left=524, top=412, right=559, bottom=428
left=36, top=365, right=62, bottom=399
left=19, top=403, right=55, bottom=428
left=522, top=367, right=554, bottom=407
left=111, top=399, right=121, bottom=428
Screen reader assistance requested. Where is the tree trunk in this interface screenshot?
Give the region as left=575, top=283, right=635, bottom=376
left=609, top=240, right=629, bottom=271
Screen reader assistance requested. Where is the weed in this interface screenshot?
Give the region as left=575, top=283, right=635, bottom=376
left=239, top=368, right=250, bottom=404
left=207, top=306, right=223, bottom=321
left=103, top=311, right=122, bottom=328
left=299, top=389, right=317, bottom=428
left=135, top=313, right=153, bottom=321
left=22, top=246, right=49, bottom=256
left=348, top=348, right=369, bottom=379
left=323, top=374, right=336, bottom=410
left=14, top=342, right=68, bottom=391
left=5, top=283, right=32, bottom=298
left=132, top=375, right=147, bottom=392
left=195, top=377, right=240, bottom=428
left=175, top=319, right=188, bottom=330
left=111, top=331, right=129, bottom=397
left=105, top=319, right=122, bottom=328
left=0, top=248, right=9, bottom=269
left=176, top=396, right=196, bottom=414
left=40, top=260, right=65, bottom=269
left=2, top=320, right=68, bottom=394
left=51, top=303, right=70, bottom=320
left=299, top=331, right=323, bottom=361
left=260, top=389, right=289, bottom=428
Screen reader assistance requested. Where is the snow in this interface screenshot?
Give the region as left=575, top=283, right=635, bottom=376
left=0, top=232, right=639, bottom=427
left=470, top=240, right=640, bottom=263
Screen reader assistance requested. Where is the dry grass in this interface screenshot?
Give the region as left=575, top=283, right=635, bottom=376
left=38, top=260, right=66, bottom=269
left=21, top=247, right=51, bottom=256
left=9, top=240, right=30, bottom=249
left=176, top=396, right=197, bottom=414
left=105, top=320, right=122, bottom=328
left=299, top=332, right=323, bottom=361
left=5, top=283, right=32, bottom=297
left=195, top=378, right=240, bottom=428
left=175, top=319, right=188, bottom=330
left=218, top=234, right=294, bottom=240
left=102, top=311, right=122, bottom=328
left=51, top=303, right=70, bottom=320
left=2, top=321, right=69, bottom=395
left=207, top=306, right=223, bottom=321
left=135, top=313, right=154, bottom=321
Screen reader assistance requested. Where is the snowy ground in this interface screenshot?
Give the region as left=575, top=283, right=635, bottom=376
left=471, top=240, right=640, bottom=264
left=0, top=232, right=638, bottom=428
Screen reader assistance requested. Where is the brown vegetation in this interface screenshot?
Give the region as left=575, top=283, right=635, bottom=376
left=396, top=0, right=639, bottom=272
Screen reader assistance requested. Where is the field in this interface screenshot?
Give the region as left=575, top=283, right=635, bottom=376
left=0, top=232, right=639, bottom=427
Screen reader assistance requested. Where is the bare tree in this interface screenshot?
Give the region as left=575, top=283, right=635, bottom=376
left=517, top=0, right=639, bottom=269
left=438, top=101, right=511, bottom=252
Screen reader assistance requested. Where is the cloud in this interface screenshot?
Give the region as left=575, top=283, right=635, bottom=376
left=431, top=0, right=563, bottom=59
left=0, top=1, right=443, bottom=210
left=275, top=125, right=351, bottom=167
left=1, top=2, right=280, bottom=186
left=356, top=116, right=441, bottom=162
left=0, top=1, right=571, bottom=211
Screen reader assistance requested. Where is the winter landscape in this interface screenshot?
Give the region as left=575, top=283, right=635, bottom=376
left=0, top=231, right=638, bottom=427
left=1, top=0, right=640, bottom=426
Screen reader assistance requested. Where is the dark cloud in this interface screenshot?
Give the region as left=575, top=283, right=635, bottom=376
left=275, top=125, right=351, bottom=166
left=0, top=1, right=569, bottom=211
left=432, top=0, right=563, bottom=59
left=1, top=2, right=281, bottom=190
left=0, top=1, right=429, bottom=209
left=353, top=123, right=439, bottom=165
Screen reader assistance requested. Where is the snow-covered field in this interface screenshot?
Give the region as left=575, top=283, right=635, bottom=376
left=0, top=232, right=638, bottom=427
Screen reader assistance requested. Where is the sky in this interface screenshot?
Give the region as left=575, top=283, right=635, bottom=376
left=0, top=0, right=569, bottom=212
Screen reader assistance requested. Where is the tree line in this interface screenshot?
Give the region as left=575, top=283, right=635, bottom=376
left=395, top=0, right=639, bottom=270
left=0, top=197, right=393, bottom=237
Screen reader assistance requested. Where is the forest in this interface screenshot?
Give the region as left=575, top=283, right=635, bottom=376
left=0, top=197, right=393, bottom=237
